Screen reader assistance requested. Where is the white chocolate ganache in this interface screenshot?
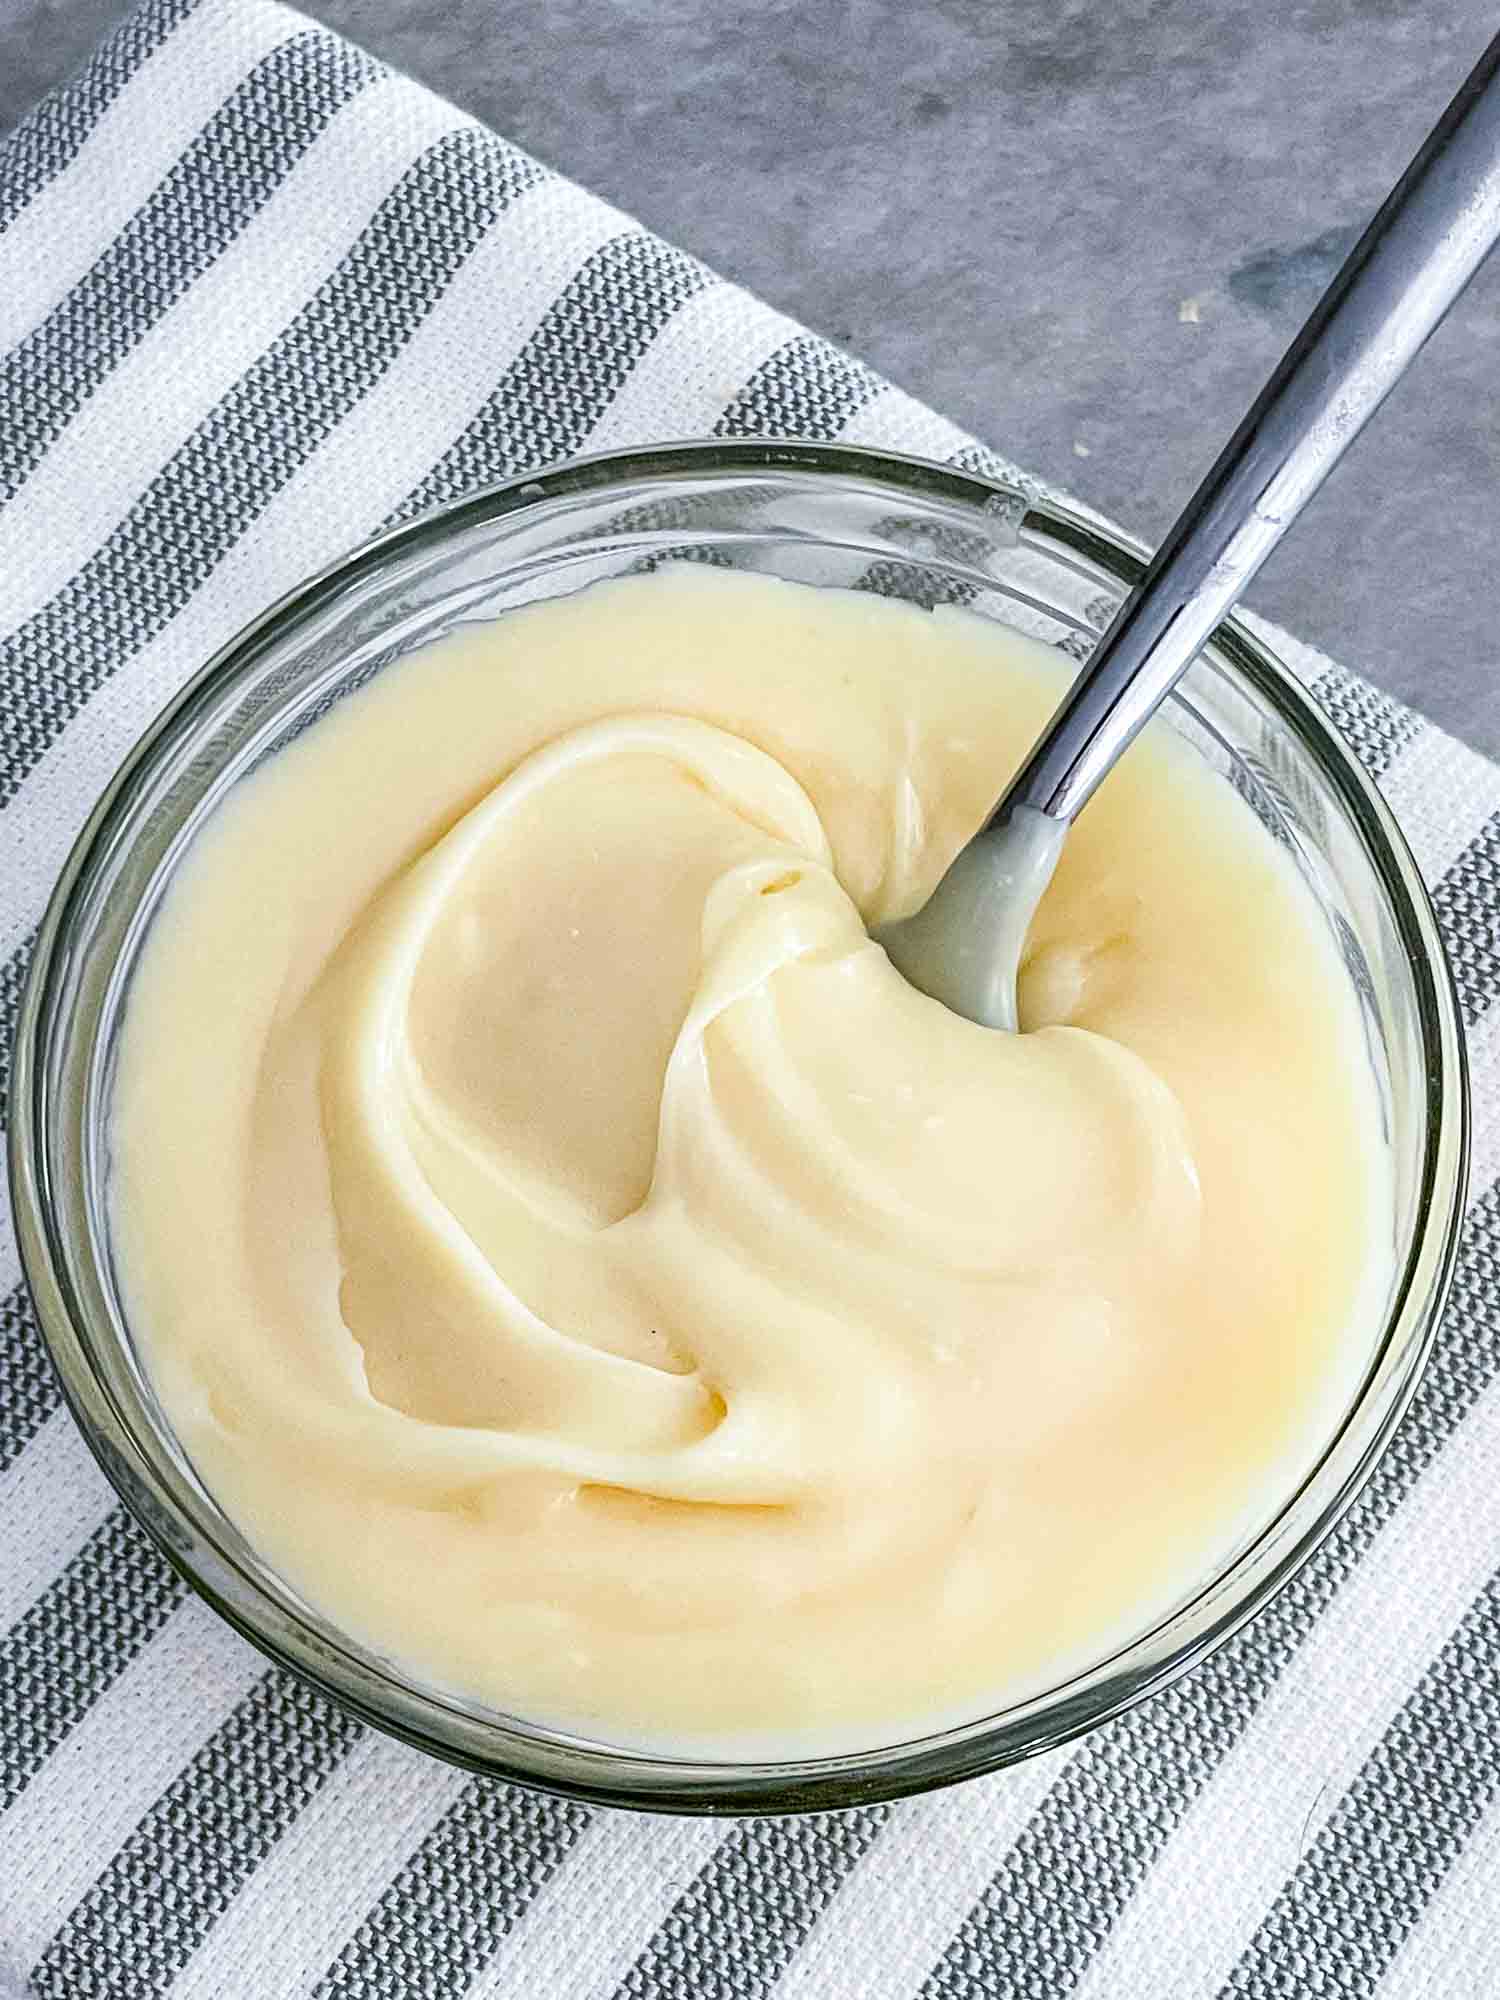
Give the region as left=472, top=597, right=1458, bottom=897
left=111, top=568, right=1388, bottom=1752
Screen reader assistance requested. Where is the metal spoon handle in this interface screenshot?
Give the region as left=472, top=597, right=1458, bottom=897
left=998, top=29, right=1500, bottom=832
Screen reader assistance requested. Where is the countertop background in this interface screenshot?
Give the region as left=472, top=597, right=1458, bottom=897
left=4, top=0, right=1498, bottom=755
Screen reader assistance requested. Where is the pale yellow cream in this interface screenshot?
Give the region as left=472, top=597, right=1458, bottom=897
left=112, top=568, right=1387, bottom=1752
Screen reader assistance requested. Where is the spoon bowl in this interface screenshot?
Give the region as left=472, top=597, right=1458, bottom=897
left=875, top=806, right=1063, bottom=1030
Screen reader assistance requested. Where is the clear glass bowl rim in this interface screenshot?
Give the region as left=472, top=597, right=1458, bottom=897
left=7, top=438, right=1470, bottom=1816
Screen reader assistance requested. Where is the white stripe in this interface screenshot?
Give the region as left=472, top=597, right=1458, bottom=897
left=0, top=73, right=474, bottom=637
left=1380, top=1783, right=1500, bottom=1999
left=839, top=384, right=978, bottom=464
left=0, top=0, right=306, bottom=351
left=1069, top=1353, right=1500, bottom=2000
left=1466, top=1004, right=1500, bottom=1196
left=0, top=1208, right=16, bottom=1307
left=0, top=1599, right=261, bottom=1969
left=1237, top=609, right=1333, bottom=694
left=462, top=1812, right=723, bottom=2000
left=164, top=1734, right=466, bottom=2000
left=0, top=1412, right=112, bottom=1631
left=0, top=172, right=626, bottom=968
left=580, top=283, right=797, bottom=456
left=777, top=1756, right=1064, bottom=2000
left=1379, top=722, right=1500, bottom=888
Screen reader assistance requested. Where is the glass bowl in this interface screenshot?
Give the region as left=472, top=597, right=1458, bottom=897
left=8, top=441, right=1469, bottom=1815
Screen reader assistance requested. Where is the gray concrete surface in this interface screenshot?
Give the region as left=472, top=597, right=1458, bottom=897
left=3, top=0, right=1499, bottom=755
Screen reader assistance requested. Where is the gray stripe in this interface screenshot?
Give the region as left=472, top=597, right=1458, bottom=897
left=400, top=232, right=713, bottom=516
left=1, top=32, right=380, bottom=502
left=854, top=558, right=979, bottom=611
left=0, top=0, right=196, bottom=231
left=851, top=516, right=999, bottom=612
left=0, top=1510, right=183, bottom=1810
left=1432, top=810, right=1500, bottom=1025
left=1312, top=665, right=1423, bottom=781
left=628, top=544, right=740, bottom=579
left=0, top=126, right=546, bottom=812
left=947, top=438, right=1035, bottom=494
left=0, top=925, right=34, bottom=1137
left=921, top=1176, right=1500, bottom=1999
left=0, top=1274, right=58, bottom=1473
left=30, top=1670, right=362, bottom=1999
left=715, top=333, right=884, bottom=439
left=612, top=1809, right=887, bottom=2000
left=1227, top=756, right=1296, bottom=850
left=1224, top=1567, right=1500, bottom=1998
left=921, top=1707, right=1200, bottom=1999
left=312, top=1781, right=590, bottom=1999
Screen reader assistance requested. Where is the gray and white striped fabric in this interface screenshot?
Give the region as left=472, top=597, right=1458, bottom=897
left=2, top=1, right=1499, bottom=1993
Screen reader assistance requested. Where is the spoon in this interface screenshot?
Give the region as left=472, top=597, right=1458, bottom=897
left=879, top=30, right=1500, bottom=1031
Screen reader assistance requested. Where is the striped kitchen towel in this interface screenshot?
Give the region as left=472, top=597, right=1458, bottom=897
left=2, top=1, right=1500, bottom=1995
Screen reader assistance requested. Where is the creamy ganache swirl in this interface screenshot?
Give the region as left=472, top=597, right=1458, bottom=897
left=112, top=569, right=1386, bottom=1751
